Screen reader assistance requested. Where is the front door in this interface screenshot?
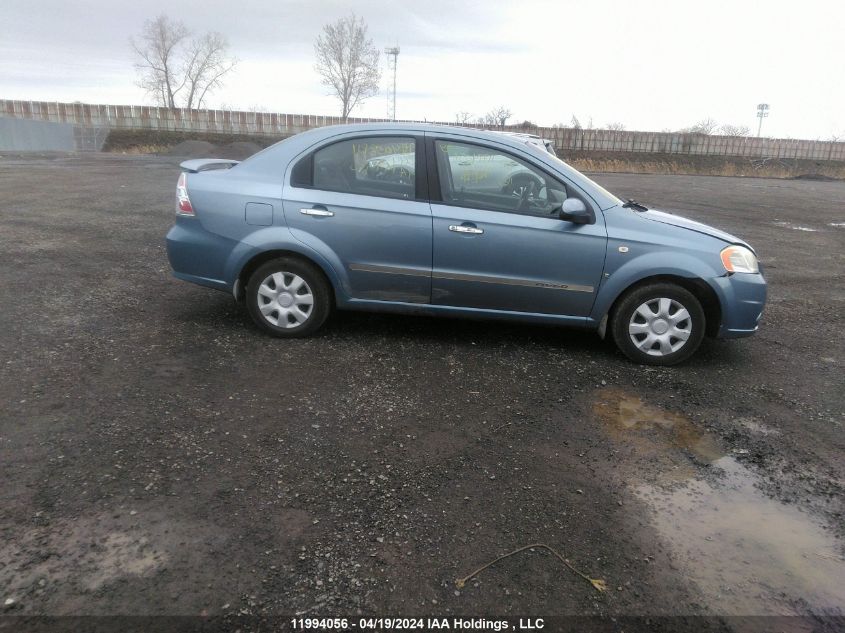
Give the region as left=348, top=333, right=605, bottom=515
left=284, top=135, right=432, bottom=303
left=428, top=137, right=607, bottom=317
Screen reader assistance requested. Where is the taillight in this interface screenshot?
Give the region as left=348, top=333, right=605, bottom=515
left=176, top=172, right=194, bottom=216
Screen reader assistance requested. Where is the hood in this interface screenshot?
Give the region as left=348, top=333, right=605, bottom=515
left=639, top=209, right=751, bottom=249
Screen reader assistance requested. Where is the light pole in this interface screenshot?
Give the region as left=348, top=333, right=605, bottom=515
left=384, top=46, right=400, bottom=121
left=756, top=103, right=769, bottom=137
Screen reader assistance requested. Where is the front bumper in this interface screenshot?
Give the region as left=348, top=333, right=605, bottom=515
left=710, top=272, right=767, bottom=339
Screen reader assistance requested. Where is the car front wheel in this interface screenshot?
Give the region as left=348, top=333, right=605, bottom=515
left=246, top=258, right=331, bottom=337
left=611, top=283, right=705, bottom=366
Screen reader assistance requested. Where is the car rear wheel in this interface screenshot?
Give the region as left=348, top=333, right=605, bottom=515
left=246, top=258, right=331, bottom=337
left=611, top=283, right=705, bottom=366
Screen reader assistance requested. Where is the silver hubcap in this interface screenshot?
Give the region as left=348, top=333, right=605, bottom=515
left=629, top=298, right=692, bottom=357
left=257, top=272, right=314, bottom=328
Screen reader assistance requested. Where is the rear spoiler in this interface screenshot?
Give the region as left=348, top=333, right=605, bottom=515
left=179, top=159, right=240, bottom=173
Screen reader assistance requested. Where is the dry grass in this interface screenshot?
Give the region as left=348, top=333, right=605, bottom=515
left=566, top=152, right=845, bottom=180
left=115, top=144, right=170, bottom=155
left=102, top=129, right=281, bottom=154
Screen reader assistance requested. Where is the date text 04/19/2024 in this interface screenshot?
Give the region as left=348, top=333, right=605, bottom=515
left=290, top=618, right=545, bottom=630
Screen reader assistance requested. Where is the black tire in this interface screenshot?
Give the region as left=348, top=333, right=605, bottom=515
left=245, top=257, right=332, bottom=338
left=611, top=283, right=705, bottom=366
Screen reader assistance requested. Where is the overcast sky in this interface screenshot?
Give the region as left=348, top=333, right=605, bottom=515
left=1, top=0, right=842, bottom=139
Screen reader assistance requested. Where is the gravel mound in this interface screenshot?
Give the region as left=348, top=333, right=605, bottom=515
left=164, top=139, right=263, bottom=160
left=220, top=141, right=263, bottom=160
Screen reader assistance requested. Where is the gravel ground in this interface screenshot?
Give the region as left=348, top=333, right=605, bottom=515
left=0, top=154, right=843, bottom=630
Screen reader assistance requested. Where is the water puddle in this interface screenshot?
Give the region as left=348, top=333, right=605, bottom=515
left=591, top=388, right=845, bottom=616
left=638, top=456, right=844, bottom=615
left=592, top=388, right=724, bottom=466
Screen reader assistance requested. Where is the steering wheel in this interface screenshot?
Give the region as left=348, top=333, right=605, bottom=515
left=364, top=158, right=388, bottom=180
left=390, top=165, right=412, bottom=185
left=504, top=173, right=541, bottom=211
left=517, top=181, right=533, bottom=211
left=505, top=173, right=541, bottom=199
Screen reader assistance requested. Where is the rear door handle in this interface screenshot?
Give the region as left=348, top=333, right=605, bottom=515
left=449, top=224, right=483, bottom=234
left=300, top=206, right=334, bottom=217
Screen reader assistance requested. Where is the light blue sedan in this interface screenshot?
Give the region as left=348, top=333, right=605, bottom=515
left=166, top=124, right=766, bottom=365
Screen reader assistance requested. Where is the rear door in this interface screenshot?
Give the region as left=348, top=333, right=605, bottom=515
left=427, top=135, right=607, bottom=317
left=283, top=135, right=432, bottom=303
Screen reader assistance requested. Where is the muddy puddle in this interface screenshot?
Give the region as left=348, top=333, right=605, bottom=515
left=591, top=388, right=845, bottom=616
left=593, top=388, right=723, bottom=465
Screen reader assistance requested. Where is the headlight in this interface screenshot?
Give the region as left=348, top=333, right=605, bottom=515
left=720, top=245, right=759, bottom=274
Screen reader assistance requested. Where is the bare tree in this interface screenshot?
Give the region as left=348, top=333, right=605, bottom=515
left=480, top=107, right=512, bottom=129
left=718, top=123, right=750, bottom=137
left=182, top=32, right=238, bottom=109
left=131, top=15, right=188, bottom=108
left=315, top=14, right=381, bottom=121
left=679, top=118, right=720, bottom=135
left=605, top=122, right=626, bottom=131
left=570, top=115, right=581, bottom=129
left=131, top=15, right=237, bottom=109
left=455, top=111, right=474, bottom=125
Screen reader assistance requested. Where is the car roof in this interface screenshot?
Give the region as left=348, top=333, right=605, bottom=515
left=245, top=123, right=545, bottom=169
left=297, top=122, right=534, bottom=147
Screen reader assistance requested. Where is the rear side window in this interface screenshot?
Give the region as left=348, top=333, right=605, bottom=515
left=305, top=136, right=415, bottom=200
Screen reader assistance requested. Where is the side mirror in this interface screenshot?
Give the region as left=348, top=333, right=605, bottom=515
left=559, top=198, right=594, bottom=224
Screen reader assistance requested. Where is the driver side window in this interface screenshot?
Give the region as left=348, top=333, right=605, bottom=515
left=434, top=140, right=568, bottom=218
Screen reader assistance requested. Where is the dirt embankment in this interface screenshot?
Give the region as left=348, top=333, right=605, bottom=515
left=566, top=150, right=845, bottom=180
left=102, top=129, right=287, bottom=160
left=102, top=129, right=845, bottom=180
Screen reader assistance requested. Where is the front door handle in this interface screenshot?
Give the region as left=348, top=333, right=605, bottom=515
left=449, top=224, right=483, bottom=234
left=300, top=206, right=334, bottom=217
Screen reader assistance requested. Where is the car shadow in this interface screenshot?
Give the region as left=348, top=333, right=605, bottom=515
left=182, top=292, right=749, bottom=368
left=324, top=308, right=616, bottom=355
left=684, top=336, right=749, bottom=368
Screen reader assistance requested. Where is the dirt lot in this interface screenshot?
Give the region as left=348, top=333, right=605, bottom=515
left=0, top=154, right=843, bottom=631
